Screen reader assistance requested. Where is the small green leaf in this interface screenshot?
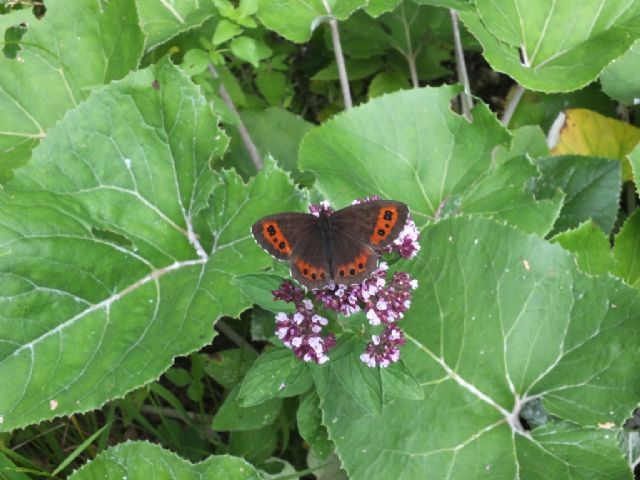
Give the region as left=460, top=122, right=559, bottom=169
left=68, top=441, right=262, bottom=479
left=238, top=348, right=312, bottom=407
left=212, top=385, right=282, bottom=431
left=165, top=367, right=192, bottom=387
left=230, top=36, right=271, bottom=67
left=205, top=347, right=258, bottom=389
left=256, top=70, right=288, bottom=106
left=238, top=0, right=259, bottom=17
left=552, top=220, right=615, bottom=276
left=297, top=392, right=333, bottom=460
left=613, top=209, right=640, bottom=290
left=534, top=155, right=621, bottom=234
left=229, top=426, right=278, bottom=464
left=213, top=19, right=243, bottom=45
left=367, top=71, right=410, bottom=98
left=182, top=48, right=210, bottom=75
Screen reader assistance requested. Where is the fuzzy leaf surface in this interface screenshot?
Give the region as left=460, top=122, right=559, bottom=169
left=0, top=61, right=305, bottom=431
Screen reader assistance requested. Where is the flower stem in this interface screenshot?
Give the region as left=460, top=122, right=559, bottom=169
left=450, top=9, right=473, bottom=120
left=207, top=64, right=262, bottom=170
left=501, top=84, right=525, bottom=126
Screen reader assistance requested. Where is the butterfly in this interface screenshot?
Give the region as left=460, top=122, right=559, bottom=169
left=252, top=200, right=409, bottom=289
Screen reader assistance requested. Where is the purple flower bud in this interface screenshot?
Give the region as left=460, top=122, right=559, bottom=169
left=274, top=307, right=335, bottom=364
left=272, top=280, right=305, bottom=306
left=309, top=201, right=334, bottom=217
left=361, top=325, right=406, bottom=368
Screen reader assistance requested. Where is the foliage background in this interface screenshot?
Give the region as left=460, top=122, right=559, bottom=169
left=1, top=0, right=640, bottom=478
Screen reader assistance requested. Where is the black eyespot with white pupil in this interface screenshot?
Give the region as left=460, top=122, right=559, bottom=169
left=384, top=210, right=393, bottom=221
left=279, top=241, right=285, bottom=249
left=377, top=228, right=385, bottom=236
left=267, top=225, right=276, bottom=236
left=349, top=268, right=356, bottom=275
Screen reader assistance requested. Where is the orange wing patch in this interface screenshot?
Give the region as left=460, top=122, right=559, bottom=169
left=370, top=206, right=399, bottom=245
left=295, top=258, right=328, bottom=282
left=336, top=250, right=371, bottom=279
left=262, top=221, right=292, bottom=256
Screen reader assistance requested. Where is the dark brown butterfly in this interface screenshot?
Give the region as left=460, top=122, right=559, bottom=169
left=252, top=200, right=409, bottom=289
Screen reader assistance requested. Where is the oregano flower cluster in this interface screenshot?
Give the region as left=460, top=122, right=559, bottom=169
left=273, top=199, right=420, bottom=368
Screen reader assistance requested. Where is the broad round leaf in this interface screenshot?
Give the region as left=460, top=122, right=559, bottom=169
left=299, top=87, right=560, bottom=236
left=0, top=61, right=306, bottom=431
left=0, top=0, right=144, bottom=177
left=136, top=0, right=218, bottom=49
left=256, top=0, right=367, bottom=43
left=461, top=1, right=640, bottom=92
left=314, top=216, right=640, bottom=478
left=601, top=39, right=640, bottom=105
left=69, top=441, right=261, bottom=479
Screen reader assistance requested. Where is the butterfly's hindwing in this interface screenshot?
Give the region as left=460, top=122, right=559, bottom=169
left=290, top=232, right=331, bottom=289
left=329, top=230, right=377, bottom=285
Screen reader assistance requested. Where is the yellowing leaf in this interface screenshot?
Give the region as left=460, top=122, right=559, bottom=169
left=549, top=108, right=640, bottom=181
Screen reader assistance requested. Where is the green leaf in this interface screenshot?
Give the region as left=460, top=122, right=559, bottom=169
left=509, top=86, right=618, bottom=132
left=363, top=0, right=401, bottom=17
left=316, top=216, right=640, bottom=478
left=462, top=156, right=563, bottom=236
left=380, top=360, right=424, bottom=401
left=492, top=125, right=549, bottom=165
left=601, top=39, right=640, bottom=105
left=230, top=36, right=272, bottom=67
left=297, top=392, right=333, bottom=459
left=255, top=70, right=289, bottom=106
left=165, top=367, right=192, bottom=388
left=256, top=0, right=367, bottom=43
left=613, top=209, right=640, bottom=290
left=299, top=87, right=556, bottom=235
left=0, top=0, right=144, bottom=179
left=68, top=441, right=261, bottom=479
left=212, top=385, right=282, bottom=431
left=238, top=348, right=312, bottom=407
left=0, top=451, right=30, bottom=480
left=136, top=0, right=217, bottom=49
left=212, top=18, right=243, bottom=45
left=0, top=61, right=308, bottom=432
left=223, top=107, right=313, bottom=182
left=630, top=142, right=640, bottom=192
left=181, top=48, right=210, bottom=75
left=413, top=0, right=473, bottom=10
left=367, top=71, right=410, bottom=98
left=534, top=155, right=621, bottom=234
left=461, top=2, right=640, bottom=92
left=552, top=220, right=615, bottom=276
left=205, top=347, right=258, bottom=389
left=229, top=426, right=278, bottom=464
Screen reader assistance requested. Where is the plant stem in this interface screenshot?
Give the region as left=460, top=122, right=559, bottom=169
left=207, top=64, right=262, bottom=170
left=449, top=9, right=473, bottom=120
left=215, top=319, right=259, bottom=355
left=322, top=0, right=353, bottom=109
left=399, top=3, right=419, bottom=88
left=501, top=84, right=525, bottom=126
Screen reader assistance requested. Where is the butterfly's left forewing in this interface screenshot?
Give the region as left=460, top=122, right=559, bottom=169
left=251, top=213, right=316, bottom=260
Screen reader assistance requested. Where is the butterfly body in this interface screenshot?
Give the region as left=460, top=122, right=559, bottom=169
left=252, top=200, right=409, bottom=289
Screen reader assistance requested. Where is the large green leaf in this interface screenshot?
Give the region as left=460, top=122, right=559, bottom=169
left=0, top=0, right=144, bottom=179
left=0, top=61, right=306, bottom=432
left=135, top=0, right=217, bottom=49
left=299, top=87, right=560, bottom=236
left=600, top=39, right=640, bottom=105
left=461, top=1, right=640, bottom=92
left=68, top=441, right=261, bottom=479
left=552, top=220, right=615, bottom=276
left=256, top=0, right=366, bottom=43
left=314, top=216, right=640, bottom=478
